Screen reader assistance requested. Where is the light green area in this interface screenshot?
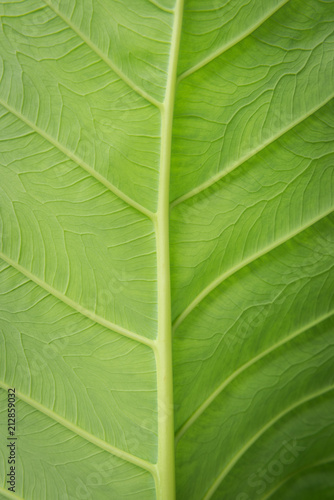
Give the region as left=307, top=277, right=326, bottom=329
left=0, top=0, right=333, bottom=499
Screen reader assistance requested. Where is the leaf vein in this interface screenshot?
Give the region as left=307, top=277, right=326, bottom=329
left=173, top=207, right=333, bottom=330
left=175, top=310, right=334, bottom=443
left=0, top=381, right=157, bottom=476
left=177, top=0, right=289, bottom=82
left=0, top=252, right=155, bottom=350
left=41, top=0, right=162, bottom=109
left=203, top=383, right=334, bottom=499
left=0, top=98, right=154, bottom=220
left=170, top=94, right=334, bottom=208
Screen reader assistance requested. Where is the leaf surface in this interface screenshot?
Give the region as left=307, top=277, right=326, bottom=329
left=0, top=0, right=333, bottom=499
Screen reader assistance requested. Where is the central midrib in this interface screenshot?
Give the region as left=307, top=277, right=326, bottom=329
left=154, top=1, right=184, bottom=499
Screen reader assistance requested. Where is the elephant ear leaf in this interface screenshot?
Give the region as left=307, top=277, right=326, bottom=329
left=0, top=0, right=175, bottom=498
left=171, top=0, right=334, bottom=499
left=0, top=1, right=334, bottom=500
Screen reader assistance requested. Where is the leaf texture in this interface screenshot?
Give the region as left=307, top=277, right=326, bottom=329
left=0, top=0, right=333, bottom=499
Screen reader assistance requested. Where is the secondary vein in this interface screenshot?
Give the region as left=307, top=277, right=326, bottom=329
left=261, top=456, right=334, bottom=500
left=0, top=99, right=154, bottom=221
left=0, top=252, right=155, bottom=350
left=170, top=94, right=334, bottom=209
left=172, top=207, right=333, bottom=331
left=203, top=384, right=334, bottom=499
left=0, top=486, right=23, bottom=500
left=41, top=0, right=162, bottom=109
left=175, top=310, right=334, bottom=444
left=0, top=381, right=157, bottom=476
left=177, top=0, right=289, bottom=82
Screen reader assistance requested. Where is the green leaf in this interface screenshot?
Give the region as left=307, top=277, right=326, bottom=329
left=0, top=1, right=333, bottom=499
